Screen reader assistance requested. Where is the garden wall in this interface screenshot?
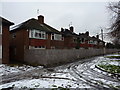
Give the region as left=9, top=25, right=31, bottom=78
left=24, top=49, right=120, bottom=67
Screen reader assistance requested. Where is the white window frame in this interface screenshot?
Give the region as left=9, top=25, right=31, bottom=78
left=89, top=40, right=93, bottom=44
left=94, top=41, right=98, bottom=45
left=51, top=33, right=54, bottom=40
left=29, top=29, right=46, bottom=39
left=51, top=33, right=62, bottom=41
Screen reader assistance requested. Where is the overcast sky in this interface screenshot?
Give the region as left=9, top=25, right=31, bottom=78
left=1, top=0, right=118, bottom=42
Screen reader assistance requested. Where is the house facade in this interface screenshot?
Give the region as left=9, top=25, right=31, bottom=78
left=61, top=27, right=105, bottom=49
left=9, top=15, right=105, bottom=63
left=78, top=32, right=105, bottom=49
left=61, top=26, right=78, bottom=49
left=0, top=17, right=14, bottom=63
left=10, top=15, right=64, bottom=62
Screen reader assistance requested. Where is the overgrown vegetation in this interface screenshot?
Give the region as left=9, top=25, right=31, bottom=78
left=98, top=64, right=120, bottom=73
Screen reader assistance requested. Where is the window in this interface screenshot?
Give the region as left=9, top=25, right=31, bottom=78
left=73, top=37, right=77, bottom=43
left=51, top=34, right=54, bottom=40
left=94, top=41, right=98, bottom=45
left=51, top=33, right=62, bottom=40
left=31, top=31, right=34, bottom=37
left=29, top=30, right=46, bottom=39
left=51, top=46, right=55, bottom=49
left=89, top=40, right=93, bottom=44
left=99, top=42, right=103, bottom=45
left=29, top=46, right=46, bottom=49
left=81, top=38, right=85, bottom=43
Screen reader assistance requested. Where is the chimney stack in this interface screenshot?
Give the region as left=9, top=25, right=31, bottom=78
left=85, top=31, right=89, bottom=36
left=96, top=35, right=99, bottom=39
left=61, top=28, right=64, bottom=32
left=38, top=15, right=44, bottom=24
left=70, top=26, right=74, bottom=32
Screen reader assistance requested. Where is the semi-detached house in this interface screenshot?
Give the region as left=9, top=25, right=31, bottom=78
left=9, top=15, right=105, bottom=63
left=10, top=15, right=64, bottom=62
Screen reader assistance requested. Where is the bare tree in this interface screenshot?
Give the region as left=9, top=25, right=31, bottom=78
left=108, top=1, right=120, bottom=45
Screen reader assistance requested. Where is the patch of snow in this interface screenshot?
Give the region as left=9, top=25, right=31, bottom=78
left=0, top=78, right=91, bottom=89
left=0, top=64, right=43, bottom=76
left=108, top=61, right=120, bottom=66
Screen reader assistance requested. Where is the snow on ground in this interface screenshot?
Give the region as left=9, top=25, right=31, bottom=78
left=0, top=53, right=120, bottom=89
left=0, top=64, right=43, bottom=76
left=0, top=63, right=91, bottom=89
left=0, top=78, right=90, bottom=89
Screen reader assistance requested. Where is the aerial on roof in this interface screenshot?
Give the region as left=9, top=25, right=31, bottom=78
left=11, top=17, right=60, bottom=34
left=0, top=17, right=14, bottom=25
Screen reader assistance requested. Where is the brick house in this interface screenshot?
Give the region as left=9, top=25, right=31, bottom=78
left=10, top=15, right=64, bottom=62
left=61, top=26, right=78, bottom=49
left=0, top=17, right=14, bottom=63
left=78, top=31, right=105, bottom=49
left=61, top=27, right=105, bottom=49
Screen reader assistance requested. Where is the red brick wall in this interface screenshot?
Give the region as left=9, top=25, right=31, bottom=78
left=30, top=39, right=47, bottom=46
left=64, top=36, right=77, bottom=49
left=50, top=40, right=64, bottom=49
left=2, top=26, right=9, bottom=63
left=10, top=29, right=27, bottom=62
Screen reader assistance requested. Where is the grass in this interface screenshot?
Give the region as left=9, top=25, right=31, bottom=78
left=106, top=56, right=120, bottom=59
left=98, top=64, right=120, bottom=74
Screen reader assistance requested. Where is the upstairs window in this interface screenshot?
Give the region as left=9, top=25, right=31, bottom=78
left=29, top=29, right=46, bottom=39
left=51, top=33, right=62, bottom=41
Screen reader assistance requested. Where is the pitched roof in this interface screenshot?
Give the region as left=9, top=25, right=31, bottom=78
left=61, top=29, right=78, bottom=37
left=0, top=17, right=14, bottom=26
left=11, top=18, right=60, bottom=33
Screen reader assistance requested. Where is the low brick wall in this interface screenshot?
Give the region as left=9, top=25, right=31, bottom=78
left=24, top=49, right=120, bottom=67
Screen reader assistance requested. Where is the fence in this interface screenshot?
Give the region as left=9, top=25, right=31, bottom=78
left=24, top=49, right=120, bottom=67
